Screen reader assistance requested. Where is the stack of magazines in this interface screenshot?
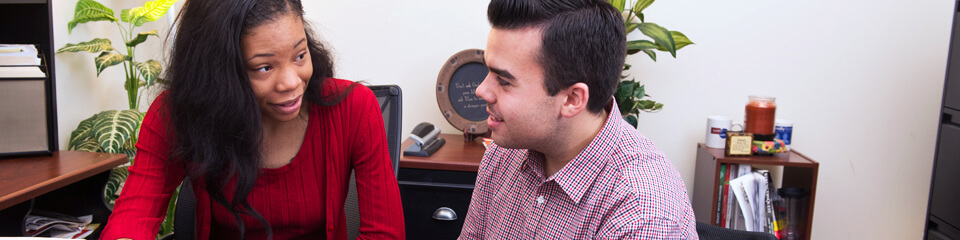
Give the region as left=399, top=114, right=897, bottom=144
left=0, top=44, right=45, bottom=78
left=24, top=210, right=100, bottom=239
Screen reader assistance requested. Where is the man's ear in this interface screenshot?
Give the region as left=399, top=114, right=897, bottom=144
left=560, top=82, right=589, bottom=118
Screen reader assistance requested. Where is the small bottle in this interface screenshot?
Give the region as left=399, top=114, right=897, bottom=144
left=745, top=95, right=777, bottom=140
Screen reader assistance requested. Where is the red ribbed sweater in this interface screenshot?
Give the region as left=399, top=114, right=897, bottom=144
left=100, top=79, right=405, bottom=240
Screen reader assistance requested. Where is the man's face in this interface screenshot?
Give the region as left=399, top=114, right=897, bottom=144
left=476, top=27, right=563, bottom=150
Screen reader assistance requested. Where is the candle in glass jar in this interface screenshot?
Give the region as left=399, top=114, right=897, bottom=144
left=745, top=95, right=776, bottom=135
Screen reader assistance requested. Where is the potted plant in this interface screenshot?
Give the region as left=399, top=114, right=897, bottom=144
left=56, top=0, right=178, bottom=237
left=608, top=0, right=694, bottom=127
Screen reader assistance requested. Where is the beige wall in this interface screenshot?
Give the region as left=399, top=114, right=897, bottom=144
left=53, top=0, right=953, bottom=239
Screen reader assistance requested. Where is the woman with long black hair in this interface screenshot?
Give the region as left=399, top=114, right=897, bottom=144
left=100, top=0, right=405, bottom=239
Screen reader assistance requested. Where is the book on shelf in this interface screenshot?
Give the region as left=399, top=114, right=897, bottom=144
left=0, top=44, right=41, bottom=66
left=719, top=163, right=733, bottom=228
left=0, top=66, right=45, bottom=78
left=714, top=164, right=726, bottom=225
left=757, top=169, right=777, bottom=235
left=719, top=166, right=788, bottom=237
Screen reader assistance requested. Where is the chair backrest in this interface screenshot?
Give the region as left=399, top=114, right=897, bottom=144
left=696, top=221, right=779, bottom=240
left=369, top=85, right=402, bottom=175
left=172, top=177, right=195, bottom=240
left=345, top=85, right=402, bottom=239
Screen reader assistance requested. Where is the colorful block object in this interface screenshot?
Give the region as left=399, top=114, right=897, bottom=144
left=752, top=139, right=788, bottom=155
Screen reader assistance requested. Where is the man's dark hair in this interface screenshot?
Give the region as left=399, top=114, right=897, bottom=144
left=488, top=0, right=626, bottom=114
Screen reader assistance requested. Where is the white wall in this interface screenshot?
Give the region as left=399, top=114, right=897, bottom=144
left=53, top=0, right=953, bottom=239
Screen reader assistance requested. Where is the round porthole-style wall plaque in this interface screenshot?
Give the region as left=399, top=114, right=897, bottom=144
left=436, top=49, right=489, bottom=135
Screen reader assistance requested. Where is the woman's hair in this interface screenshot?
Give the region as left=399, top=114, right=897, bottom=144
left=164, top=0, right=353, bottom=237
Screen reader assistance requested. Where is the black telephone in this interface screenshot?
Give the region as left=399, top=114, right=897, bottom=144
left=403, top=122, right=446, bottom=157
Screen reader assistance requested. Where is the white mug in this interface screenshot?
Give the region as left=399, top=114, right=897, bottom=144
left=705, top=116, right=732, bottom=148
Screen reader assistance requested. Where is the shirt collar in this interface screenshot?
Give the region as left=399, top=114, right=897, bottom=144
left=536, top=98, right=625, bottom=204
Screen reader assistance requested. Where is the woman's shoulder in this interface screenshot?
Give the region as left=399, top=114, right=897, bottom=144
left=320, top=78, right=376, bottom=105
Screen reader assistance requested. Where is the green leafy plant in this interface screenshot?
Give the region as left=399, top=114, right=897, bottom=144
left=57, top=0, right=178, bottom=238
left=609, top=0, right=693, bottom=127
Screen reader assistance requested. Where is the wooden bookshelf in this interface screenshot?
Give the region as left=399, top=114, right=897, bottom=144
left=0, top=0, right=58, bottom=158
left=692, top=143, right=819, bottom=240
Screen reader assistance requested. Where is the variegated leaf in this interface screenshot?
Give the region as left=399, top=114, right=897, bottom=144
left=73, top=138, right=102, bottom=152
left=93, top=110, right=142, bottom=154
left=126, top=30, right=158, bottom=47
left=626, top=22, right=639, bottom=34
left=120, top=9, right=133, bottom=23
left=610, top=0, right=626, bottom=13
left=67, top=0, right=117, bottom=34
left=127, top=0, right=179, bottom=27
left=634, top=0, right=655, bottom=13
left=638, top=22, right=675, bottom=57
left=103, top=166, right=129, bottom=209
left=669, top=31, right=694, bottom=51
left=57, top=38, right=114, bottom=53
left=68, top=113, right=98, bottom=149
left=642, top=49, right=657, bottom=61
left=94, top=52, right=125, bottom=76
left=134, top=60, right=162, bottom=85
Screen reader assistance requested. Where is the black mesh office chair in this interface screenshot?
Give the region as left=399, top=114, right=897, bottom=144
left=168, top=85, right=402, bottom=240
left=696, top=221, right=778, bottom=240
left=345, top=85, right=402, bottom=239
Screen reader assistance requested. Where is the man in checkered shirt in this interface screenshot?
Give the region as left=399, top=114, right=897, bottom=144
left=459, top=0, right=699, bottom=239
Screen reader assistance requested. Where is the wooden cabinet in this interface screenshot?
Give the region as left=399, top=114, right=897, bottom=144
left=691, top=143, right=819, bottom=240
left=398, top=134, right=484, bottom=240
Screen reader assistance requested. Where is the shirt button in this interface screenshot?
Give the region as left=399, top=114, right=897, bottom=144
left=536, top=195, right=546, bottom=204
left=327, top=225, right=335, bottom=231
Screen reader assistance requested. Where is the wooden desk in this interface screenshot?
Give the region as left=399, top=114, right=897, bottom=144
left=0, top=151, right=127, bottom=236
left=0, top=151, right=127, bottom=210
left=397, top=133, right=486, bottom=239
left=399, top=133, right=485, bottom=172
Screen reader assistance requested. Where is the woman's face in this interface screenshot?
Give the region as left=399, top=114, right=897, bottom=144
left=240, top=13, right=313, bottom=125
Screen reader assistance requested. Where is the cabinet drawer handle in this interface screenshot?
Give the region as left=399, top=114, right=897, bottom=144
left=432, top=207, right=458, bottom=221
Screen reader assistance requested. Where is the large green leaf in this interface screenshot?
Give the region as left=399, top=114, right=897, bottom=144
left=627, top=40, right=658, bottom=51
left=126, top=0, right=179, bottom=27
left=634, top=0, right=655, bottom=13
left=633, top=84, right=647, bottom=100
left=133, top=60, right=162, bottom=86
left=103, top=166, right=129, bottom=209
left=126, top=30, right=159, bottom=47
left=67, top=0, right=117, bottom=34
left=94, top=52, right=126, bottom=76
left=92, top=110, right=142, bottom=154
left=73, top=138, right=102, bottom=152
left=615, top=81, right=635, bottom=105
left=57, top=38, right=114, bottom=54
left=626, top=22, right=639, bottom=34
left=638, top=22, right=676, bottom=57
left=610, top=0, right=626, bottom=13
left=120, top=9, right=134, bottom=23
left=667, top=31, right=694, bottom=51
left=68, top=113, right=98, bottom=149
left=637, top=99, right=664, bottom=112
left=625, top=115, right=638, bottom=128
left=642, top=49, right=657, bottom=61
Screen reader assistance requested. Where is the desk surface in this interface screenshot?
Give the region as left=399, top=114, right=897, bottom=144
left=0, top=151, right=127, bottom=210
left=400, top=133, right=486, bottom=172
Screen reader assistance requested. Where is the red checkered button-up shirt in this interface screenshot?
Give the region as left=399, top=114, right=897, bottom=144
left=460, top=102, right=699, bottom=239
